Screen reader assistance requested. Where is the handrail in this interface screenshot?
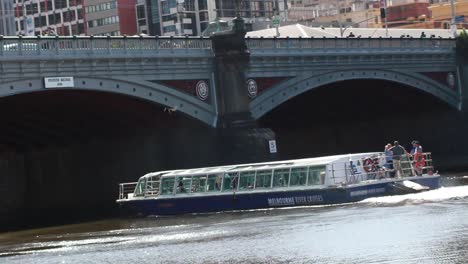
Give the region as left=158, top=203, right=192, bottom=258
left=246, top=37, right=455, bottom=50
left=118, top=182, right=137, bottom=200
left=331, top=152, right=435, bottom=185
left=0, top=36, right=456, bottom=57
left=0, top=35, right=213, bottom=56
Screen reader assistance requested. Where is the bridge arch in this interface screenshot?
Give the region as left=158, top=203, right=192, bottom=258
left=250, top=69, right=460, bottom=120
left=0, top=76, right=216, bottom=126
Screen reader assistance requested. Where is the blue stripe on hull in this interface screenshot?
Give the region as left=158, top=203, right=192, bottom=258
left=118, top=176, right=440, bottom=216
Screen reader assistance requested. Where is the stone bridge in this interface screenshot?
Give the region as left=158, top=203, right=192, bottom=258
left=0, top=35, right=459, bottom=127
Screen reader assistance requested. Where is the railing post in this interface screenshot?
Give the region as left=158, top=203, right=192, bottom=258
left=72, top=35, right=77, bottom=55
left=185, top=35, right=189, bottom=53
left=0, top=35, right=3, bottom=56
left=90, top=35, right=94, bottom=54
left=18, top=35, right=23, bottom=55
left=36, top=35, right=41, bottom=55
left=55, top=35, right=59, bottom=55
left=155, top=35, right=159, bottom=55
left=139, top=34, right=143, bottom=52
left=170, top=36, right=174, bottom=53
left=107, top=35, right=111, bottom=54
left=199, top=35, right=204, bottom=49
left=123, top=35, right=127, bottom=54
left=344, top=161, right=348, bottom=185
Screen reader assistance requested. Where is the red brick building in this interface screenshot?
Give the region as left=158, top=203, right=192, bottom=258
left=386, top=2, right=431, bottom=27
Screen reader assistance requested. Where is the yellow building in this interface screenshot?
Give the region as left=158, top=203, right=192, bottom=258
left=429, top=0, right=468, bottom=28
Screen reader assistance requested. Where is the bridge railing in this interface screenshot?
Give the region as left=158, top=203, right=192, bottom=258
left=246, top=37, right=455, bottom=51
left=0, top=35, right=213, bottom=57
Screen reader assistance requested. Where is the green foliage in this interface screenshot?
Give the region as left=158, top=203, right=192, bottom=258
left=456, top=29, right=468, bottom=62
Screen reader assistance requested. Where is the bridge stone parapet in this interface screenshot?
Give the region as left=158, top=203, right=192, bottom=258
left=0, top=35, right=212, bottom=60
left=246, top=37, right=460, bottom=119
left=246, top=37, right=455, bottom=55
left=0, top=35, right=217, bottom=126
left=0, top=35, right=462, bottom=127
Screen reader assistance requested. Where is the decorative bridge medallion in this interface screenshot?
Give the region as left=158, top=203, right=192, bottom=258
left=154, top=79, right=211, bottom=103
left=196, top=81, right=209, bottom=101
left=246, top=79, right=258, bottom=98
left=245, top=77, right=290, bottom=98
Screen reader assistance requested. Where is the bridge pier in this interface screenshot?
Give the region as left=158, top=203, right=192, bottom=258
left=211, top=17, right=278, bottom=165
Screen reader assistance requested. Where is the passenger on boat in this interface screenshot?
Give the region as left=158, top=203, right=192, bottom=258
left=215, top=174, right=222, bottom=190
left=389, top=141, right=408, bottom=178
left=374, top=154, right=387, bottom=179
left=384, top=143, right=394, bottom=177
left=411, top=140, right=425, bottom=176
left=177, top=180, right=186, bottom=193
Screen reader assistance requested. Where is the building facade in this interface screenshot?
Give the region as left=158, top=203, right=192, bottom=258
left=85, top=0, right=137, bottom=36
left=135, top=0, right=148, bottom=34
left=0, top=0, right=16, bottom=35
left=143, top=0, right=287, bottom=36
left=386, top=2, right=431, bottom=27
left=13, top=0, right=86, bottom=36
left=288, top=0, right=382, bottom=29
left=215, top=0, right=287, bottom=22
left=144, top=0, right=209, bottom=36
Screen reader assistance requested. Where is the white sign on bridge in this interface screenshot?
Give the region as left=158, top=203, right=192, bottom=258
left=269, top=140, right=278, bottom=154
left=44, top=77, right=74, bottom=88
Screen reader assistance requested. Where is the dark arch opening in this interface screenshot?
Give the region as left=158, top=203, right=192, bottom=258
left=259, top=79, right=461, bottom=161
left=0, top=90, right=204, bottom=149
left=0, top=90, right=218, bottom=230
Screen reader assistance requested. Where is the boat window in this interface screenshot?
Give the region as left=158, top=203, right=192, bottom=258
left=191, top=175, right=207, bottom=193
left=146, top=176, right=160, bottom=196
left=176, top=176, right=192, bottom=194
left=222, top=172, right=239, bottom=192
left=273, top=169, right=290, bottom=188
left=134, top=178, right=147, bottom=197
left=239, top=171, right=255, bottom=190
left=290, top=167, right=307, bottom=186
left=160, top=177, right=175, bottom=195
left=255, top=170, right=272, bottom=188
left=308, top=166, right=326, bottom=185
left=206, top=174, right=222, bottom=192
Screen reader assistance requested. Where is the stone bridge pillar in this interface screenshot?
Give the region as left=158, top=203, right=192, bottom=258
left=211, top=17, right=252, bottom=128
left=211, top=17, right=278, bottom=164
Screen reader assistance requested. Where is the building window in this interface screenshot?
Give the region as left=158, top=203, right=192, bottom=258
left=85, top=1, right=117, bottom=14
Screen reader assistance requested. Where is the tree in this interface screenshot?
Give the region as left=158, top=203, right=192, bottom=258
left=456, top=29, right=468, bottom=62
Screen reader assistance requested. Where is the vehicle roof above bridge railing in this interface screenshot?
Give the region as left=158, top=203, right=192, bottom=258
left=245, top=24, right=457, bottom=39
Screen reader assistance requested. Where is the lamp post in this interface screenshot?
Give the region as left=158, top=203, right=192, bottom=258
left=450, top=0, right=457, bottom=37
left=336, top=0, right=343, bottom=37
left=383, top=0, right=388, bottom=37
left=232, top=0, right=245, bottom=33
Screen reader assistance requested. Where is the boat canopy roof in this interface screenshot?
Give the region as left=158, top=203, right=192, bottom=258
left=139, top=152, right=381, bottom=179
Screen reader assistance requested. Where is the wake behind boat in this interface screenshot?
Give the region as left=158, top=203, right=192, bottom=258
left=116, top=152, right=440, bottom=216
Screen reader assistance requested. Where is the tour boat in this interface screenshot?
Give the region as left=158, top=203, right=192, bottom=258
left=116, top=152, right=440, bottom=216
